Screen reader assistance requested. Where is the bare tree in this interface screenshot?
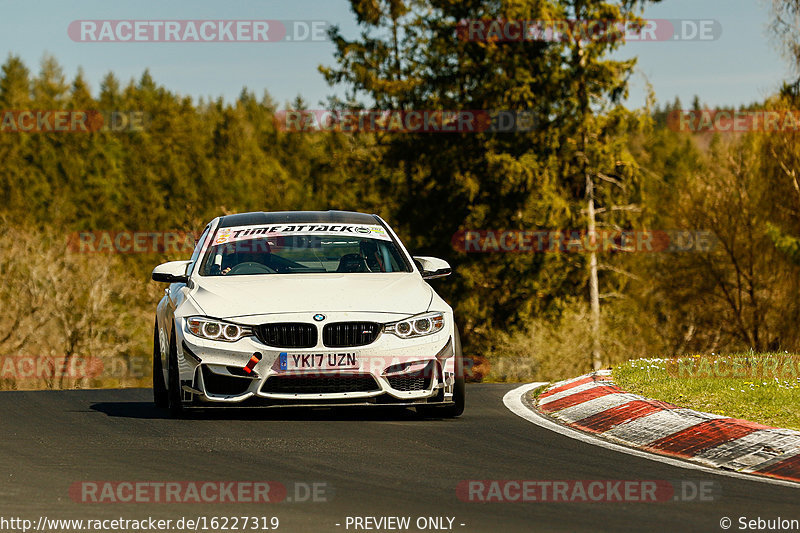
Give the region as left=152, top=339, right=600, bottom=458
left=770, top=0, right=800, bottom=73
left=0, top=221, right=139, bottom=389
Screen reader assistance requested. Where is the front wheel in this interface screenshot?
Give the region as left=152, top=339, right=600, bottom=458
left=167, top=327, right=184, bottom=416
left=152, top=323, right=168, bottom=409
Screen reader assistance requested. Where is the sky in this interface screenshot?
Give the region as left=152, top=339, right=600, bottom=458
left=0, top=0, right=793, bottom=110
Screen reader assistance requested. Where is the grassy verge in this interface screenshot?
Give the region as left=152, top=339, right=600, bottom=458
left=613, top=353, right=800, bottom=431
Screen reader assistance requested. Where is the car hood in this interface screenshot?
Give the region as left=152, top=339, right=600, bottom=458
left=188, top=273, right=433, bottom=318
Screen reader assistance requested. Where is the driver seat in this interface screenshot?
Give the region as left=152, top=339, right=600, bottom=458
left=336, top=253, right=368, bottom=273
left=220, top=240, right=273, bottom=273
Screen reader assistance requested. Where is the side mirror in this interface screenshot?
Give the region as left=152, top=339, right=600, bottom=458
left=413, top=256, right=452, bottom=280
left=152, top=260, right=191, bottom=283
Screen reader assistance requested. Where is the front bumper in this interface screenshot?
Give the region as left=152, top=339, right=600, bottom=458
left=173, top=312, right=457, bottom=407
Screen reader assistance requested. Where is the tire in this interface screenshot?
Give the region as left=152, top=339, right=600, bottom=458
left=167, top=326, right=184, bottom=416
left=152, top=322, right=168, bottom=408
left=417, top=327, right=465, bottom=419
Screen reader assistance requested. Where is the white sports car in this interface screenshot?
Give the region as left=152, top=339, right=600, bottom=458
left=151, top=211, right=465, bottom=417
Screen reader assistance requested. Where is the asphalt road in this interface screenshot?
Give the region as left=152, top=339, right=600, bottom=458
left=0, top=384, right=797, bottom=533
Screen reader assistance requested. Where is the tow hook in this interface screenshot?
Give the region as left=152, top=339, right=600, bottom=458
left=243, top=352, right=263, bottom=376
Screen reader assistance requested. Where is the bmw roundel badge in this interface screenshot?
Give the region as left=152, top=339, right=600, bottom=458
left=313, top=314, right=326, bottom=322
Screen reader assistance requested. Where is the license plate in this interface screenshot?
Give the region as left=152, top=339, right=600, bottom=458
left=279, top=352, right=359, bottom=371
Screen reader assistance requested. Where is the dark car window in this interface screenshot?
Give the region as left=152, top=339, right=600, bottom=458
left=199, top=234, right=411, bottom=276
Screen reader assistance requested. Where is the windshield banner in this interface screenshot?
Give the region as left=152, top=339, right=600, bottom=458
left=212, top=223, right=392, bottom=245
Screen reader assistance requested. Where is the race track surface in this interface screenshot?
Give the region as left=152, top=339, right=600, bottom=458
left=0, top=385, right=797, bottom=533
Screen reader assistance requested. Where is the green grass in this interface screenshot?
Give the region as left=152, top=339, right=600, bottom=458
left=613, top=353, right=800, bottom=431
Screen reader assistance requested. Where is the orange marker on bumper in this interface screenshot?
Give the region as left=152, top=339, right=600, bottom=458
left=244, top=352, right=263, bottom=374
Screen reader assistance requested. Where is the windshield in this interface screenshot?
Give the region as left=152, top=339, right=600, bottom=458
left=199, top=226, right=411, bottom=276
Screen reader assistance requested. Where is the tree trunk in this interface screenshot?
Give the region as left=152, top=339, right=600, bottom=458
left=587, top=172, right=602, bottom=370
left=574, top=0, right=603, bottom=371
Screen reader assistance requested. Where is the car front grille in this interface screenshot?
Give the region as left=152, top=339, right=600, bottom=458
left=322, top=322, right=381, bottom=347
left=254, top=323, right=317, bottom=348
left=260, top=373, right=380, bottom=394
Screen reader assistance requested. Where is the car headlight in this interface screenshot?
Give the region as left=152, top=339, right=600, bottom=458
left=186, top=317, right=253, bottom=342
left=384, top=312, right=445, bottom=339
